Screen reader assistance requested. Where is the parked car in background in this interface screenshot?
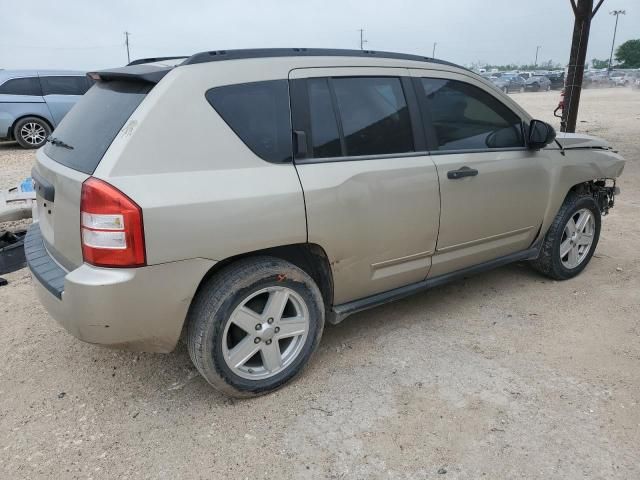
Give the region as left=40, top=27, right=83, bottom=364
left=586, top=72, right=615, bottom=88
left=547, top=71, right=565, bottom=89
left=610, top=72, right=630, bottom=87
left=27, top=48, right=624, bottom=397
left=491, top=73, right=526, bottom=93
left=525, top=73, right=551, bottom=91
left=0, top=70, right=92, bottom=148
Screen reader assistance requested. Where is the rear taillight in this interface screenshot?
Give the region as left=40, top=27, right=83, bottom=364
left=80, top=178, right=146, bottom=268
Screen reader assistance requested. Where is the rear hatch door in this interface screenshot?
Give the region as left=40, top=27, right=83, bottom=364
left=33, top=78, right=154, bottom=271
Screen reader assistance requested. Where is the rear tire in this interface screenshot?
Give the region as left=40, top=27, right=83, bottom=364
left=187, top=256, right=325, bottom=397
left=530, top=193, right=601, bottom=280
left=14, top=117, right=50, bottom=149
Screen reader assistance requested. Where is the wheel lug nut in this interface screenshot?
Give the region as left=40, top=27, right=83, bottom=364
left=267, top=318, right=274, bottom=324
left=275, top=327, right=280, bottom=333
left=255, top=324, right=261, bottom=331
left=266, top=339, right=272, bottom=345
left=254, top=337, right=261, bottom=344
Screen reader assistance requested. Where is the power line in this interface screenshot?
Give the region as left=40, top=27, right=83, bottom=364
left=0, top=44, right=120, bottom=50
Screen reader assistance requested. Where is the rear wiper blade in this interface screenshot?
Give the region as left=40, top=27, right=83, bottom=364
left=46, top=136, right=74, bottom=150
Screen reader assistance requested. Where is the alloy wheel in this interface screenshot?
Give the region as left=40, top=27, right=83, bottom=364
left=20, top=122, right=47, bottom=146
left=222, top=286, right=310, bottom=380
left=560, top=208, right=595, bottom=269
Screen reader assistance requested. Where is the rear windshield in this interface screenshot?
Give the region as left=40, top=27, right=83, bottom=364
left=44, top=80, right=150, bottom=174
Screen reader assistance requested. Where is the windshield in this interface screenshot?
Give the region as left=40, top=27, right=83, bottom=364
left=43, top=80, right=150, bottom=174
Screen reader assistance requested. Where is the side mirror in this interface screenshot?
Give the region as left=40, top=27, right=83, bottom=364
left=528, top=119, right=556, bottom=149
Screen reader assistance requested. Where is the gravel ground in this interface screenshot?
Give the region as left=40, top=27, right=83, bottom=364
left=1, top=88, right=639, bottom=479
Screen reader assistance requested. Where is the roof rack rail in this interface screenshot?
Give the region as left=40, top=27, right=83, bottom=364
left=127, top=56, right=189, bottom=66
left=182, top=48, right=468, bottom=71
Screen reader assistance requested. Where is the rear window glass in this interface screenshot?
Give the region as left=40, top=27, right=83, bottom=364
left=332, top=77, right=414, bottom=157
left=205, top=80, right=292, bottom=163
left=0, top=77, right=42, bottom=96
left=308, top=78, right=342, bottom=158
left=44, top=81, right=150, bottom=174
left=41, top=76, right=90, bottom=95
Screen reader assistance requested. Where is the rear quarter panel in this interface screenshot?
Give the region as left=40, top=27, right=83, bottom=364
left=93, top=62, right=308, bottom=265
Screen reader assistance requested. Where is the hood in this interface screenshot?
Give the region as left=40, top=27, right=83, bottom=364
left=555, top=133, right=611, bottom=150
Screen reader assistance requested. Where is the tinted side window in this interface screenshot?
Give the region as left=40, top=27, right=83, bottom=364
left=332, top=77, right=414, bottom=156
left=308, top=78, right=342, bottom=158
left=206, top=80, right=292, bottom=163
left=420, top=78, right=523, bottom=150
left=0, top=77, right=42, bottom=96
left=41, top=76, right=90, bottom=95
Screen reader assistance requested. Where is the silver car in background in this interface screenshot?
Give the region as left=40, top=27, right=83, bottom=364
left=0, top=70, right=91, bottom=148
left=524, top=73, right=552, bottom=91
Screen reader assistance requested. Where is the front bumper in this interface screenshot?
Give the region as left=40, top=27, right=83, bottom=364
left=25, top=223, right=215, bottom=352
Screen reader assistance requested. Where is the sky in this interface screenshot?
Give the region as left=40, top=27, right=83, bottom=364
left=0, top=0, right=638, bottom=71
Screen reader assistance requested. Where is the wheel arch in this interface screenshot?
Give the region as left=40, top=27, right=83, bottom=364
left=536, top=178, right=615, bottom=247
left=194, top=243, right=334, bottom=310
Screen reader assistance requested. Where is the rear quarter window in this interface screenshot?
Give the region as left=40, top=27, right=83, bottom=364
left=0, top=77, right=42, bottom=96
left=205, top=80, right=292, bottom=163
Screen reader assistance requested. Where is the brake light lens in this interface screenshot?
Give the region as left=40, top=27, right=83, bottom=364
left=80, top=178, right=146, bottom=267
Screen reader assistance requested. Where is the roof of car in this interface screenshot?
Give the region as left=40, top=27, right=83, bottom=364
left=91, top=48, right=472, bottom=85
left=0, top=69, right=86, bottom=81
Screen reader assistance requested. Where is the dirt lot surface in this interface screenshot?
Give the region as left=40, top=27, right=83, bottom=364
left=1, top=88, right=639, bottom=479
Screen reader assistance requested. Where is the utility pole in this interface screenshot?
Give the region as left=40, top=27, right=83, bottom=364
left=432, top=42, right=437, bottom=58
left=358, top=29, right=367, bottom=50
left=608, top=10, right=625, bottom=73
left=535, top=45, right=541, bottom=66
left=561, top=0, right=604, bottom=133
left=124, top=31, right=131, bottom=64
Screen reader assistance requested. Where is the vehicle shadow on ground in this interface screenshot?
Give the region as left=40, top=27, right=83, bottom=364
left=0, top=141, right=21, bottom=151
left=59, top=261, right=542, bottom=405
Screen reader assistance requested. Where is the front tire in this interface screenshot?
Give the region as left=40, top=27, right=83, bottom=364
left=14, top=117, right=50, bottom=149
left=531, top=193, right=601, bottom=280
left=187, top=257, right=325, bottom=397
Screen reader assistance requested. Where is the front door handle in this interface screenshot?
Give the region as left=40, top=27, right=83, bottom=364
left=447, top=166, right=479, bottom=180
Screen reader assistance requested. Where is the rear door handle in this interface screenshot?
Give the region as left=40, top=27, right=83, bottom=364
left=447, top=166, right=478, bottom=180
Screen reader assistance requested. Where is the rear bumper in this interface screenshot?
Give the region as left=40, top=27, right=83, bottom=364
left=25, top=223, right=215, bottom=352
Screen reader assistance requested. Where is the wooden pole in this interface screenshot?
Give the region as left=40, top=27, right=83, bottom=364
left=562, top=0, right=604, bottom=133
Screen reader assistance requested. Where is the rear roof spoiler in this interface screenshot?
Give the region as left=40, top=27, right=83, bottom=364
left=87, top=64, right=172, bottom=84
